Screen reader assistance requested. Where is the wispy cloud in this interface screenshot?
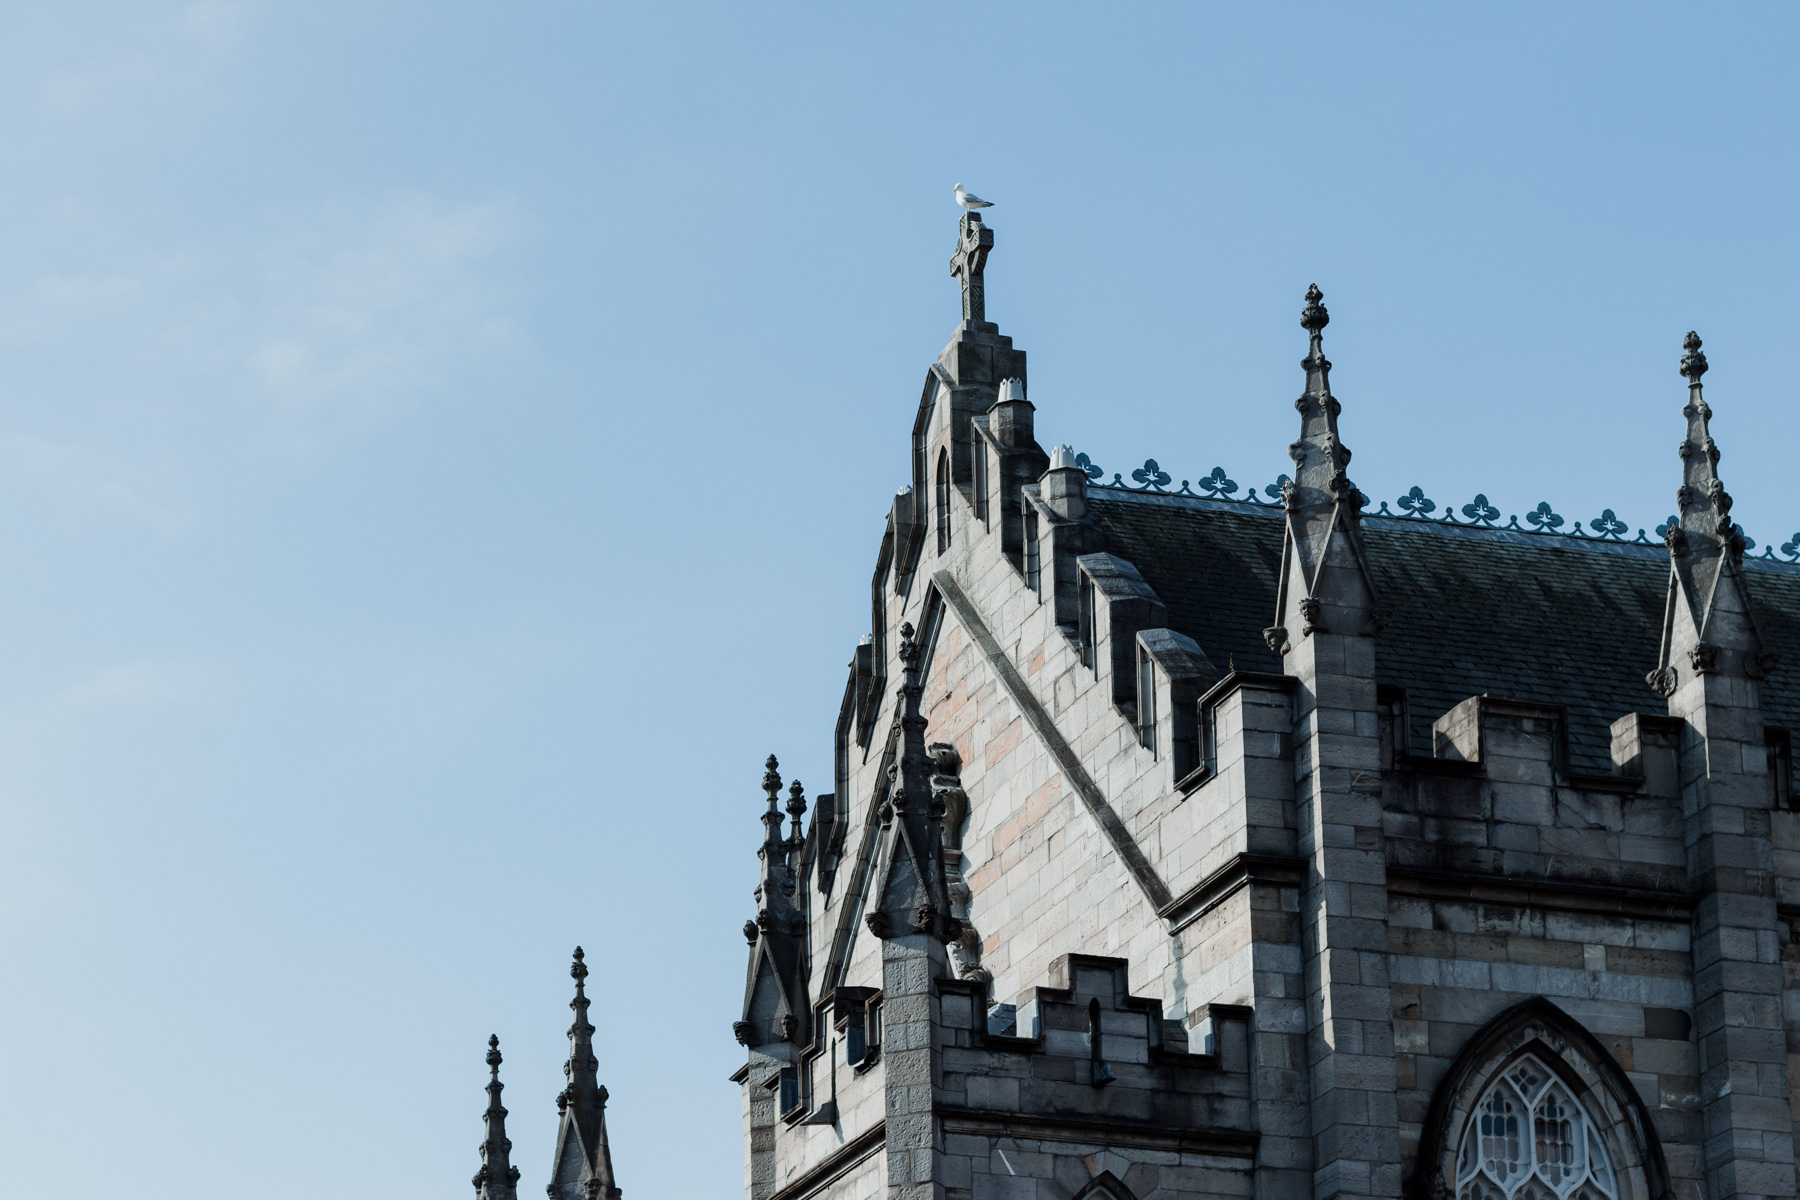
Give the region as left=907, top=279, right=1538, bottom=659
left=35, top=1, right=253, bottom=115
left=39, top=51, right=157, bottom=116
left=0, top=274, right=146, bottom=345
left=0, top=190, right=528, bottom=530
left=181, top=1, right=251, bottom=47
left=248, top=195, right=527, bottom=428
left=51, top=657, right=226, bottom=712
left=0, top=433, right=195, bottom=536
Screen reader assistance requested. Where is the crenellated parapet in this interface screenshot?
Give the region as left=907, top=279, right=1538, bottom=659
left=733, top=193, right=1800, bottom=1200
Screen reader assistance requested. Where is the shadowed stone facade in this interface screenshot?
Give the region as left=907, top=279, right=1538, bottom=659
left=733, top=208, right=1800, bottom=1200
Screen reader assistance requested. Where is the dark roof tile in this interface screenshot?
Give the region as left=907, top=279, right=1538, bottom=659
left=1088, top=490, right=1800, bottom=774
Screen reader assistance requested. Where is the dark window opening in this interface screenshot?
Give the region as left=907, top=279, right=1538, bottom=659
left=838, top=989, right=882, bottom=1069
left=777, top=1066, right=800, bottom=1115
left=935, top=450, right=951, bottom=554
left=1078, top=574, right=1096, bottom=670
left=1138, top=650, right=1157, bottom=752
left=973, top=432, right=989, bottom=524
left=1088, top=998, right=1114, bottom=1087
left=1769, top=728, right=1793, bottom=809
left=1024, top=510, right=1040, bottom=592
left=1172, top=698, right=1199, bottom=780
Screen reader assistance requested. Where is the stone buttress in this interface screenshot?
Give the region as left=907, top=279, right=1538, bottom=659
left=1649, top=334, right=1793, bottom=1200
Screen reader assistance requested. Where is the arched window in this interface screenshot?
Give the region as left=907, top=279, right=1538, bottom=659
left=935, top=450, right=951, bottom=553
left=1410, top=999, right=1669, bottom=1200
left=1068, top=1172, right=1134, bottom=1200
left=1456, top=1053, right=1617, bottom=1199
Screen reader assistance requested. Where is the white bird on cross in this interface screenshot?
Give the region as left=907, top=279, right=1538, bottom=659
left=953, top=183, right=993, bottom=210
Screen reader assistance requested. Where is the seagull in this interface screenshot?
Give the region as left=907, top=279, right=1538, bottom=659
left=953, top=182, right=994, bottom=210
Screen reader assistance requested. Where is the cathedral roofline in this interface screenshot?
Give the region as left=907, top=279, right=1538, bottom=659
left=1072, top=468, right=1800, bottom=572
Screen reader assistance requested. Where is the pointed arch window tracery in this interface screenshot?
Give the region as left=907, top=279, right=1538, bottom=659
left=1455, top=1054, right=1618, bottom=1200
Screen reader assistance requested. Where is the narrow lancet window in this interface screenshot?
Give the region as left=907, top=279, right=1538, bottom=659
left=973, top=431, right=989, bottom=524
left=1023, top=509, right=1040, bottom=593
left=1138, top=650, right=1156, bottom=751
left=935, top=450, right=951, bottom=553
left=1079, top=574, right=1096, bottom=670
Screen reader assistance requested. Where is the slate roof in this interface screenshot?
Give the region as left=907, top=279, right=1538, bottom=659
left=1088, top=489, right=1800, bottom=774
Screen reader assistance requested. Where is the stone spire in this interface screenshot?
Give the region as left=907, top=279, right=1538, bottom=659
left=783, top=777, right=808, bottom=879
left=1264, top=284, right=1384, bottom=654
left=865, top=621, right=961, bottom=943
left=1647, top=331, right=1775, bottom=695
left=548, top=948, right=620, bottom=1200
left=736, top=756, right=809, bottom=1048
left=472, top=1036, right=520, bottom=1200
left=758, top=755, right=786, bottom=886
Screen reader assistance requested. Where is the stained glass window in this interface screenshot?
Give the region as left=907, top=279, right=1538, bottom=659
left=1456, top=1054, right=1618, bottom=1200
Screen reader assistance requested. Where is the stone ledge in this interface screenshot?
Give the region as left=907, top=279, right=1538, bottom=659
left=938, top=1106, right=1258, bottom=1157
left=1160, top=853, right=1305, bottom=933
left=767, top=1119, right=886, bottom=1200
left=1387, top=866, right=1697, bottom=920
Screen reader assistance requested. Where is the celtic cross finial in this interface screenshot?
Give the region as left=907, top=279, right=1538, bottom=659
left=950, top=213, right=994, bottom=323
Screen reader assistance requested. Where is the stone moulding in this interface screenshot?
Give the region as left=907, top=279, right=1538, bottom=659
left=935, top=1108, right=1258, bottom=1158
left=931, top=569, right=1173, bottom=910
left=1157, top=852, right=1305, bottom=934
left=1385, top=866, right=1697, bottom=922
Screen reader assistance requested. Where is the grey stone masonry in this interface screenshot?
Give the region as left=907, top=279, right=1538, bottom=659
left=724, top=213, right=1800, bottom=1200
left=1657, top=335, right=1795, bottom=1200
left=1270, top=289, right=1400, bottom=1200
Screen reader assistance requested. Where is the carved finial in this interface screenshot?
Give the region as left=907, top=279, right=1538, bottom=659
left=898, top=621, right=918, bottom=669
left=474, top=1033, right=519, bottom=1199
left=552, top=951, right=619, bottom=1200
left=1649, top=326, right=1775, bottom=692
left=1301, top=284, right=1329, bottom=333
left=1681, top=331, right=1708, bottom=381
left=758, top=753, right=785, bottom=853
left=1268, top=281, right=1379, bottom=647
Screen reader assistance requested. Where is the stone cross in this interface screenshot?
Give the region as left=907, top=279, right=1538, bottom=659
left=949, top=211, right=994, bottom=323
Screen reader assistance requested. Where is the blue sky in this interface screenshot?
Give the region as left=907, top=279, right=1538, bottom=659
left=2, top=4, right=1796, bottom=1197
